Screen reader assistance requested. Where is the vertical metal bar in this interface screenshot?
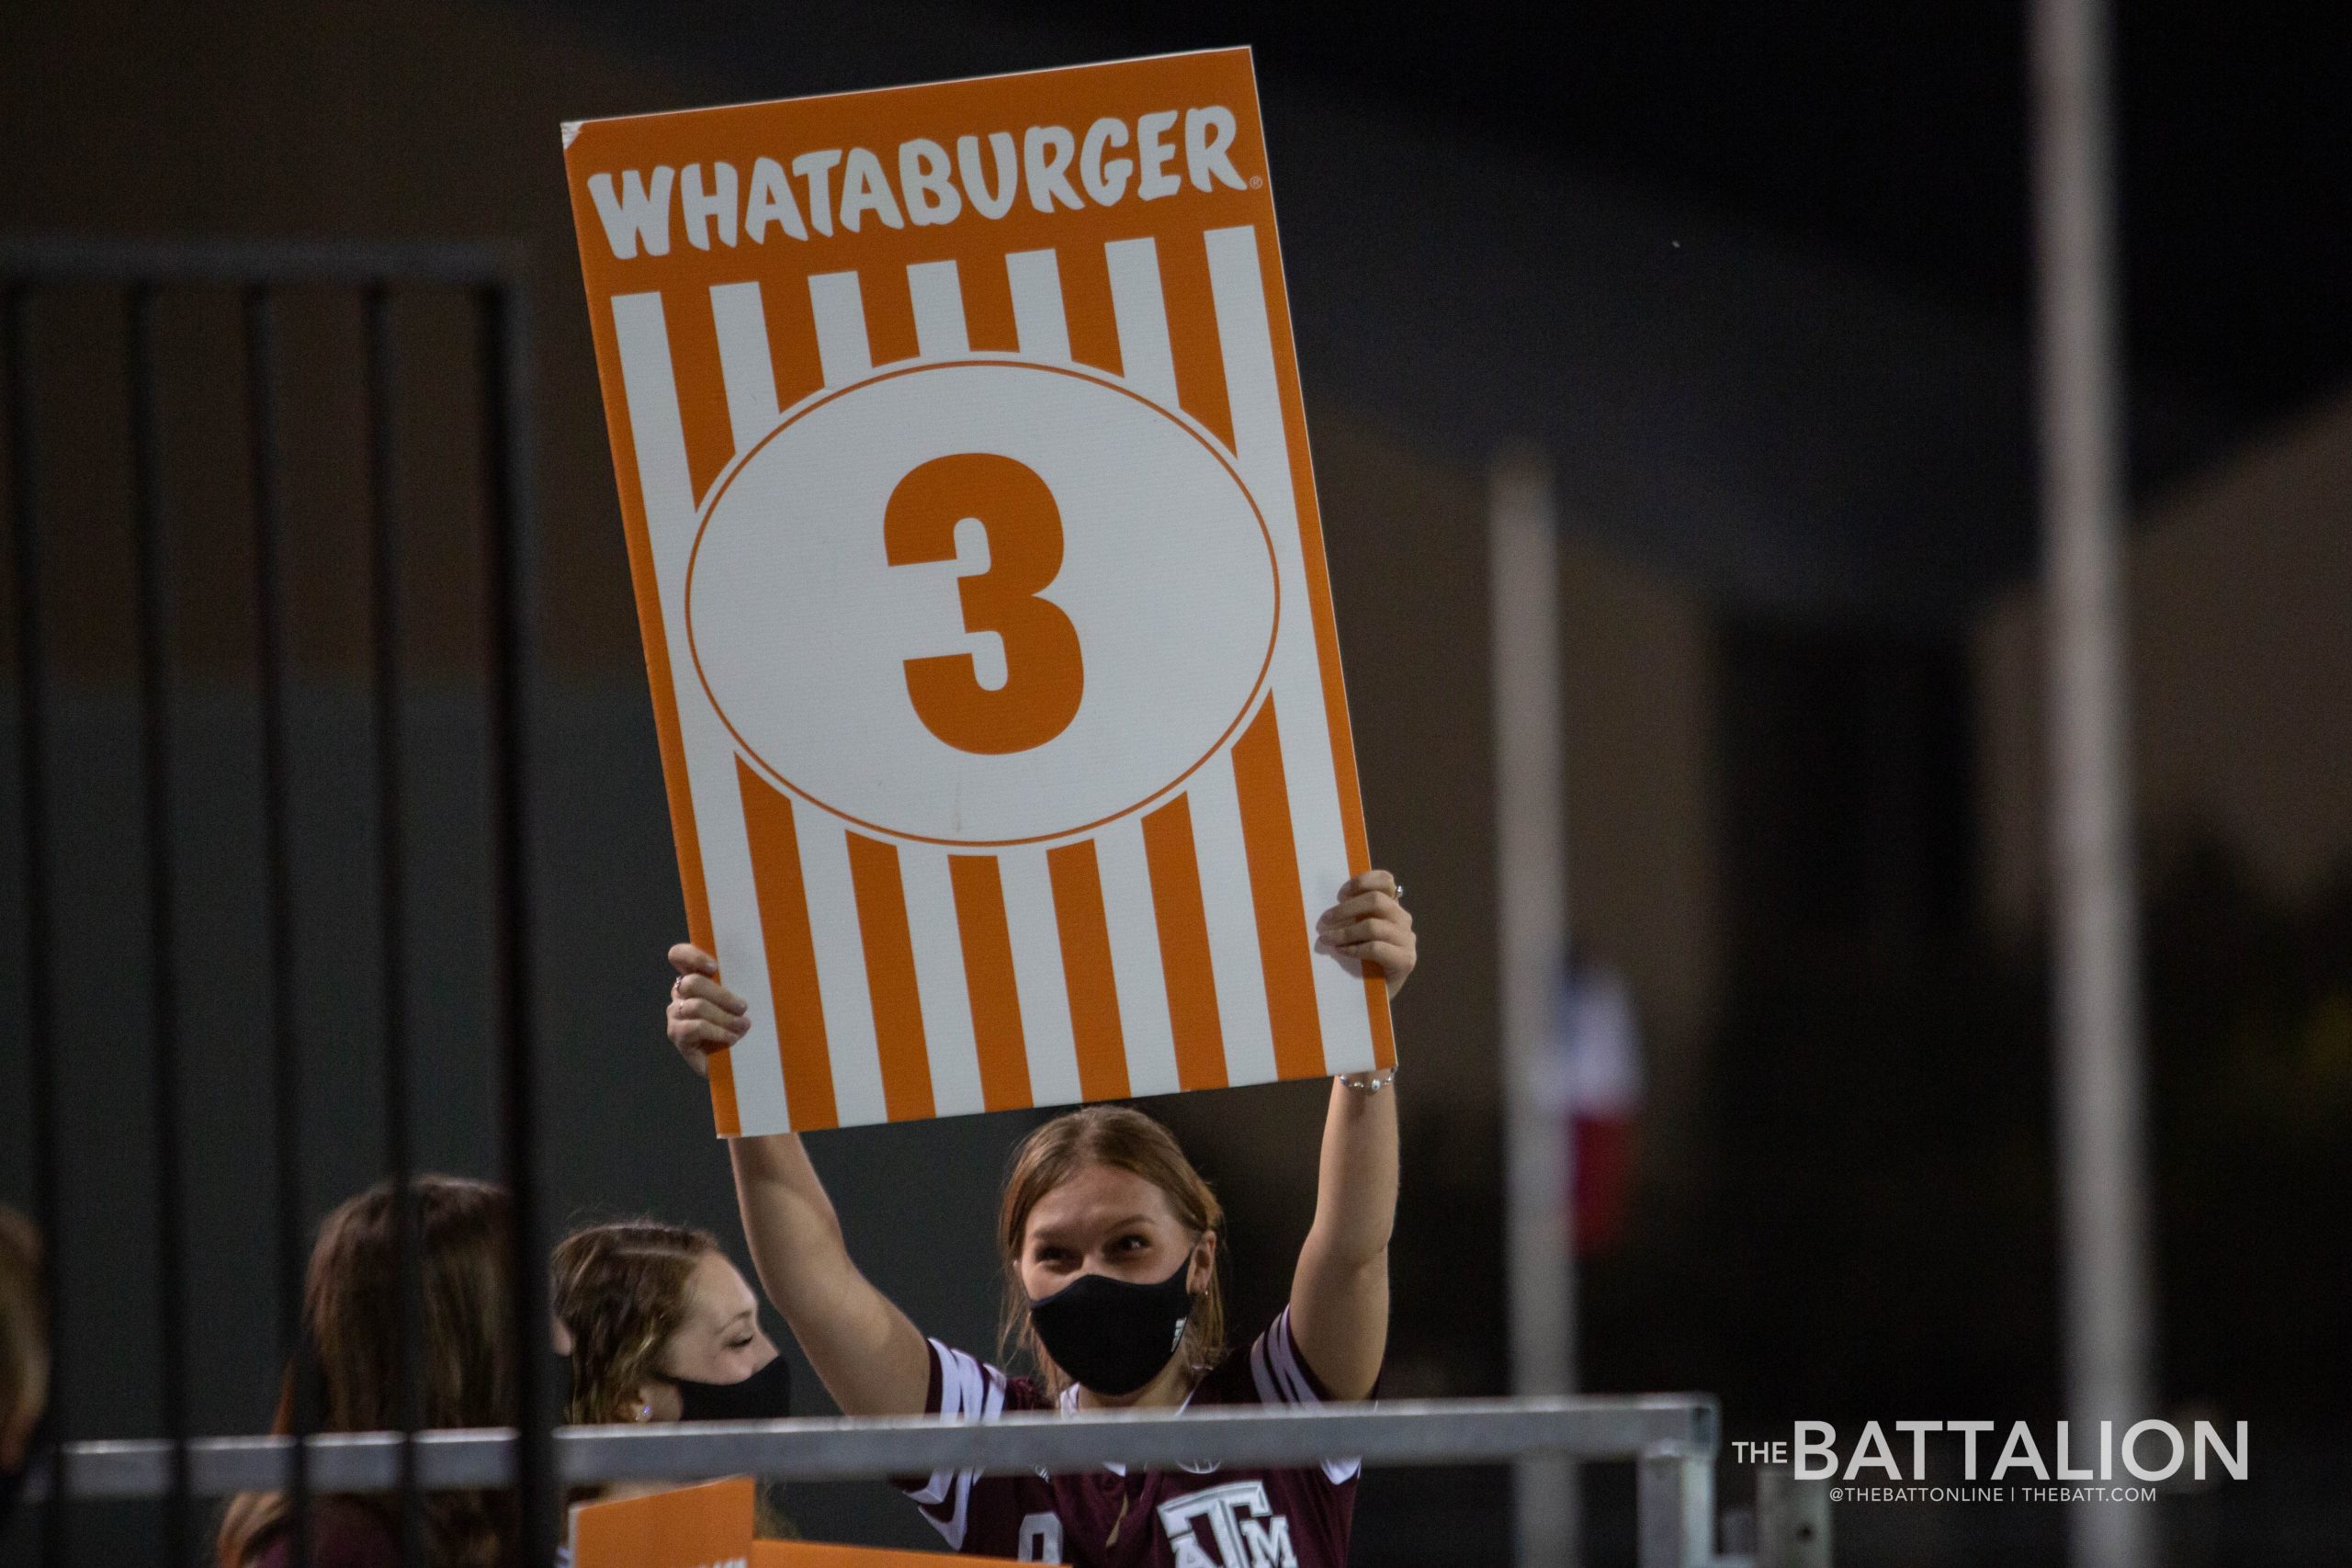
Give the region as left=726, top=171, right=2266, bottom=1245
left=362, top=281, right=426, bottom=1568
left=1755, top=1464, right=1832, bottom=1568
left=127, top=281, right=192, bottom=1564
left=1491, top=447, right=1577, bottom=1567
left=6, top=286, right=70, bottom=1568
left=243, top=283, right=311, bottom=1568
left=1634, top=1451, right=1713, bottom=1568
left=476, top=279, right=550, bottom=1567
left=2029, top=2, right=2156, bottom=1566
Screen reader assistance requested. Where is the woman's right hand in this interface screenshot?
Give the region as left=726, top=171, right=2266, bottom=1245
left=665, top=943, right=749, bottom=1078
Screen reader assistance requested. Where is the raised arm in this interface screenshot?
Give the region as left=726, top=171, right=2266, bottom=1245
left=1286, top=872, right=1414, bottom=1403
left=667, top=945, right=932, bottom=1416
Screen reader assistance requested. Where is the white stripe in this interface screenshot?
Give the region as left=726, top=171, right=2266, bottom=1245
left=1268, top=1313, right=1317, bottom=1406
left=997, top=849, right=1082, bottom=1107
left=1184, top=764, right=1274, bottom=1086
left=707, top=281, right=781, bottom=451
left=906, top=260, right=970, bottom=356
left=794, top=818, right=888, bottom=1128
left=1103, top=237, right=1180, bottom=407
left=1205, top=225, right=1379, bottom=1074
left=1250, top=1335, right=1281, bottom=1406
left=899, top=848, right=985, bottom=1118
left=609, top=293, right=790, bottom=1134
left=1004, top=249, right=1070, bottom=362
left=1093, top=819, right=1181, bottom=1098
left=807, top=270, right=873, bottom=382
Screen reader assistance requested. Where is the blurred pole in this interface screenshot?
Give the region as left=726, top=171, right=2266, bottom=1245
left=2029, top=2, right=2156, bottom=1566
left=1491, top=446, right=1577, bottom=1568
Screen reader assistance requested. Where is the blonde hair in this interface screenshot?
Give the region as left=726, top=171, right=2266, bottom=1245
left=549, top=1221, right=718, bottom=1425
left=996, top=1106, right=1227, bottom=1398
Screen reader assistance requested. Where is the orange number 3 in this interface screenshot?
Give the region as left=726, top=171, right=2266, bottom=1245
left=885, top=453, right=1085, bottom=755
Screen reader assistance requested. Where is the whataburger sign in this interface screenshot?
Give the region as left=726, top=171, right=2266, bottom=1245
left=562, top=49, right=1393, bottom=1136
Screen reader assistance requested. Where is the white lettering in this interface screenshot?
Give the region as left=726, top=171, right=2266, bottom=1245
left=1185, top=107, right=1247, bottom=191
left=1016, top=1510, right=1063, bottom=1562
left=2196, top=1420, right=2248, bottom=1482
left=1894, top=1420, right=1940, bottom=1478
left=744, top=156, right=807, bottom=241
left=2055, top=1420, right=2095, bottom=1481
left=587, top=165, right=673, bottom=259
left=1079, top=118, right=1132, bottom=205
left=1136, top=108, right=1182, bottom=199
left=1993, top=1421, right=2051, bottom=1481
left=1239, top=1516, right=1296, bottom=1568
left=679, top=161, right=738, bottom=250
left=899, top=139, right=961, bottom=226
left=1024, top=125, right=1082, bottom=213
left=1842, top=1421, right=1901, bottom=1481
left=1948, top=1419, right=1994, bottom=1478
left=792, top=150, right=842, bottom=236
left=957, top=131, right=1019, bottom=219
left=838, top=147, right=905, bottom=231
left=1792, top=1420, right=1837, bottom=1481
left=2123, top=1419, right=2184, bottom=1482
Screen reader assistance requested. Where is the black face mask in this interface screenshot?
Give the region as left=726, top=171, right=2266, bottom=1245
left=0, top=1403, right=54, bottom=1536
left=666, top=1353, right=793, bottom=1423
left=1027, top=1258, right=1195, bottom=1397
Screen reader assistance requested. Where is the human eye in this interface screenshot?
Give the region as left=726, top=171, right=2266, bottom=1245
left=1112, top=1234, right=1148, bottom=1254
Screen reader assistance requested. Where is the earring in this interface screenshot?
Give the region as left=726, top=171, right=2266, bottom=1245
left=634, top=1402, right=653, bottom=1422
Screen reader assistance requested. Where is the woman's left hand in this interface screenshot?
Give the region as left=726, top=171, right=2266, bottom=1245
left=1316, top=870, right=1416, bottom=999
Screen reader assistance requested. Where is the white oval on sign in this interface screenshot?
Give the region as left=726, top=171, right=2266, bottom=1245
left=685, top=359, right=1280, bottom=846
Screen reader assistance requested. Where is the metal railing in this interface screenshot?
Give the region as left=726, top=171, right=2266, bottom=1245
left=2, top=235, right=548, bottom=1567
left=28, top=1397, right=1770, bottom=1568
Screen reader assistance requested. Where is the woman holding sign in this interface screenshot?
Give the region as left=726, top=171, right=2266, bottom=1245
left=662, top=871, right=1412, bottom=1566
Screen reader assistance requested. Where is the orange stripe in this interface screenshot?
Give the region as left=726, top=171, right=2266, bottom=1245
left=948, top=855, right=1034, bottom=1111
left=1157, top=233, right=1236, bottom=451
left=1046, top=840, right=1131, bottom=1100
left=1231, top=698, right=1327, bottom=1079
left=765, top=276, right=827, bottom=413
left=861, top=265, right=922, bottom=367
left=736, top=761, right=838, bottom=1129
left=1141, top=796, right=1228, bottom=1091
left=1238, top=222, right=1395, bottom=1067
left=844, top=832, right=937, bottom=1121
left=962, top=257, right=1022, bottom=354
left=1057, top=243, right=1125, bottom=378
left=666, top=288, right=740, bottom=504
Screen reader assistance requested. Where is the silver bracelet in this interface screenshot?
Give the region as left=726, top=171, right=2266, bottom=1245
left=1339, top=1066, right=1396, bottom=1093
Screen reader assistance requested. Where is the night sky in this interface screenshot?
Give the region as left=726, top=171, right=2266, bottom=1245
left=995, top=0, right=2349, bottom=445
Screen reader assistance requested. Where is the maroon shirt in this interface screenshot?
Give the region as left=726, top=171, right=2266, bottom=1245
left=899, top=1308, right=1361, bottom=1566
left=248, top=1501, right=401, bottom=1568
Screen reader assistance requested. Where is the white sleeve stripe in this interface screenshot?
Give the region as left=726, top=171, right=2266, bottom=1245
left=1249, top=1333, right=1283, bottom=1407
left=1266, top=1313, right=1362, bottom=1483
left=1267, top=1310, right=1320, bottom=1407
left=909, top=1340, right=1008, bottom=1547
left=910, top=1340, right=989, bottom=1506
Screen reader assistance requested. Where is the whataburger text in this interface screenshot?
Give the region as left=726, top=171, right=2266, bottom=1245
left=582, top=106, right=1250, bottom=260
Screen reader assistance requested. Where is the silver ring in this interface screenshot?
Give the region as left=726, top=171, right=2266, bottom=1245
left=1394, top=884, right=1406, bottom=901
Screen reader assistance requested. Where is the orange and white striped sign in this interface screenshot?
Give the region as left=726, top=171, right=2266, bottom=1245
left=562, top=49, right=1392, bottom=1135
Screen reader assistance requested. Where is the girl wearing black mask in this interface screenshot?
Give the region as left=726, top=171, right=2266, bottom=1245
left=662, top=871, right=1413, bottom=1565
left=550, top=1222, right=795, bottom=1548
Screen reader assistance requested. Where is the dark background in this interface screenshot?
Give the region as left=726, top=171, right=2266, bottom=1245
left=5, top=1, right=2348, bottom=1563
